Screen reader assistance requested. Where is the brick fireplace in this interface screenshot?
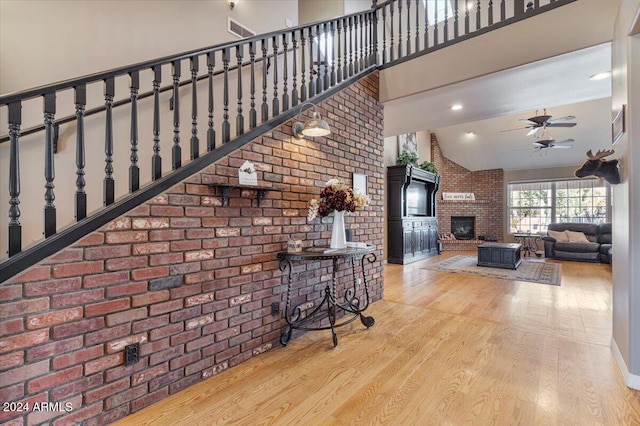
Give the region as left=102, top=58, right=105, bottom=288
left=431, top=134, right=504, bottom=251
left=451, top=216, right=475, bottom=239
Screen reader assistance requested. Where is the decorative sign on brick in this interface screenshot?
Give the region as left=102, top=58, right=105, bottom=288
left=238, top=160, right=258, bottom=186
left=442, top=192, right=476, bottom=201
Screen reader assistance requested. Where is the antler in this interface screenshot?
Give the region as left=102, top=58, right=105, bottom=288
left=592, top=149, right=615, bottom=160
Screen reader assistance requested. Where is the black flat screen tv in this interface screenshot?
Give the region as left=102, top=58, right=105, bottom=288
left=406, top=183, right=427, bottom=216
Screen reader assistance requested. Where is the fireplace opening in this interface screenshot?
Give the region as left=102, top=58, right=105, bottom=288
left=451, top=216, right=475, bottom=240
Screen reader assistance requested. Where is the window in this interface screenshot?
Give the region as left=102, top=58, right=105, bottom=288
left=423, top=0, right=455, bottom=24
left=509, top=182, right=552, bottom=235
left=318, top=31, right=333, bottom=65
left=508, top=179, right=610, bottom=235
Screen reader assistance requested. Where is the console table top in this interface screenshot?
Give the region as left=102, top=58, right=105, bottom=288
left=277, top=245, right=376, bottom=261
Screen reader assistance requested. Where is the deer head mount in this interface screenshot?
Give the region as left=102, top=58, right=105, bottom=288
left=575, top=149, right=620, bottom=185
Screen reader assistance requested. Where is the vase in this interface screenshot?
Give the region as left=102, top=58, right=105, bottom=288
left=330, top=210, right=347, bottom=249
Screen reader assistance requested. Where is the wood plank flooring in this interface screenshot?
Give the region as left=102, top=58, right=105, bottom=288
left=112, top=251, right=640, bottom=425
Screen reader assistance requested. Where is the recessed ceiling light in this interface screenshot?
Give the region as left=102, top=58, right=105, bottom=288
left=589, top=71, right=611, bottom=81
left=450, top=104, right=463, bottom=111
left=466, top=131, right=475, bottom=137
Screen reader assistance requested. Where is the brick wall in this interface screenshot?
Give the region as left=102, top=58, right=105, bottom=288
left=0, top=74, right=384, bottom=425
left=431, top=133, right=504, bottom=246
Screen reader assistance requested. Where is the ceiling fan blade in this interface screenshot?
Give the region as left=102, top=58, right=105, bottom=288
left=548, top=115, right=576, bottom=122
left=532, top=142, right=546, bottom=148
left=525, top=115, right=552, bottom=125
left=547, top=122, right=576, bottom=127
left=555, top=138, right=575, bottom=143
left=527, top=127, right=541, bottom=136
left=500, top=127, right=530, bottom=133
left=552, top=145, right=573, bottom=149
left=518, top=119, right=539, bottom=125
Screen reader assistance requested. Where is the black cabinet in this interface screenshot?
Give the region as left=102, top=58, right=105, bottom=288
left=387, top=165, right=440, bottom=265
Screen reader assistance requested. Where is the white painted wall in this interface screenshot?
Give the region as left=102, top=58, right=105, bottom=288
left=0, top=0, right=297, bottom=93
left=343, top=0, right=373, bottom=15
left=298, top=0, right=372, bottom=25
left=299, top=0, right=344, bottom=24
left=610, top=0, right=640, bottom=389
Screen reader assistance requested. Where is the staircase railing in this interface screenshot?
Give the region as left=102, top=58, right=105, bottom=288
left=0, top=0, right=574, bottom=281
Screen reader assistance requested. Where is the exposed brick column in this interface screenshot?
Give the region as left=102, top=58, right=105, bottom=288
left=431, top=133, right=504, bottom=247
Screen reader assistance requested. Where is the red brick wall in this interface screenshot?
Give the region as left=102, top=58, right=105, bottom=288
left=431, top=133, right=504, bottom=243
left=0, top=74, right=384, bottom=425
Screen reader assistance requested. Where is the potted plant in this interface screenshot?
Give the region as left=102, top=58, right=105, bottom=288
left=419, top=161, right=438, bottom=174
left=396, top=150, right=419, bottom=166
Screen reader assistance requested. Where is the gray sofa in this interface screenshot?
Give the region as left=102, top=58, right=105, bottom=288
left=542, top=222, right=611, bottom=263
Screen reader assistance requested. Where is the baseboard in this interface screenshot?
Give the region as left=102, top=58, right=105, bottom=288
left=611, top=337, right=640, bottom=390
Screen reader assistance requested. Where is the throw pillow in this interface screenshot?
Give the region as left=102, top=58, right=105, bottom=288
left=566, top=230, right=591, bottom=243
left=548, top=230, right=569, bottom=242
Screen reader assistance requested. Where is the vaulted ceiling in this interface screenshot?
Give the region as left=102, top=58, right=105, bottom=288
left=380, top=0, right=620, bottom=171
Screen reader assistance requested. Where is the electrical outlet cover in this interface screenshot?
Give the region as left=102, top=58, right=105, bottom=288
left=125, top=343, right=140, bottom=366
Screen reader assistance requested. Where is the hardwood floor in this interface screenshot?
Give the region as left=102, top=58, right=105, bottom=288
left=112, top=251, right=640, bottom=425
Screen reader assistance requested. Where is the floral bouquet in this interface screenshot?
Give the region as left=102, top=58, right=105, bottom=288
left=307, top=179, right=370, bottom=221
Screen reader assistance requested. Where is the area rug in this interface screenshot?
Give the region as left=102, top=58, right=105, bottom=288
left=423, top=255, right=561, bottom=286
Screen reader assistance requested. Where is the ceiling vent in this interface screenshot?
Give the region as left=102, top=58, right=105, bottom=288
left=228, top=17, right=255, bottom=39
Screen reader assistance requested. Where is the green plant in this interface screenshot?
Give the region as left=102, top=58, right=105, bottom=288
left=419, top=161, right=438, bottom=174
left=396, top=150, right=419, bottom=166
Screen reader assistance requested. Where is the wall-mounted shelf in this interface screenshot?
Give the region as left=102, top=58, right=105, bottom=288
left=206, top=184, right=280, bottom=207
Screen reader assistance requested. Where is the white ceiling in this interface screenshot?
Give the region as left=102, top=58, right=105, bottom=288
left=383, top=43, right=613, bottom=171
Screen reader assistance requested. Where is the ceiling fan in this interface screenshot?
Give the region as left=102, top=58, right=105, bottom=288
left=502, top=109, right=577, bottom=136
left=532, top=138, right=574, bottom=150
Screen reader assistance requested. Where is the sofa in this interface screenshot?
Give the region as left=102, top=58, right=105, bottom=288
left=542, top=222, right=611, bottom=263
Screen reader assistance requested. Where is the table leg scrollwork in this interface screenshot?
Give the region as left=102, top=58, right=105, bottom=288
left=276, top=248, right=376, bottom=347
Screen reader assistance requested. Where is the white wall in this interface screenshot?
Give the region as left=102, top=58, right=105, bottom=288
left=0, top=0, right=297, bottom=93
left=416, top=130, right=431, bottom=163
left=383, top=130, right=431, bottom=165
left=611, top=0, right=640, bottom=389
left=298, top=0, right=372, bottom=25
left=299, top=0, right=344, bottom=24
left=344, top=0, right=373, bottom=15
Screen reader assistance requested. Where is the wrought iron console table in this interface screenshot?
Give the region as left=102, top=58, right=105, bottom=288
left=277, top=246, right=377, bottom=347
left=513, top=233, right=544, bottom=257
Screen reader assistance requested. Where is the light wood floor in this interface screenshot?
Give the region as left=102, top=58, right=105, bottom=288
left=113, top=251, right=640, bottom=425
